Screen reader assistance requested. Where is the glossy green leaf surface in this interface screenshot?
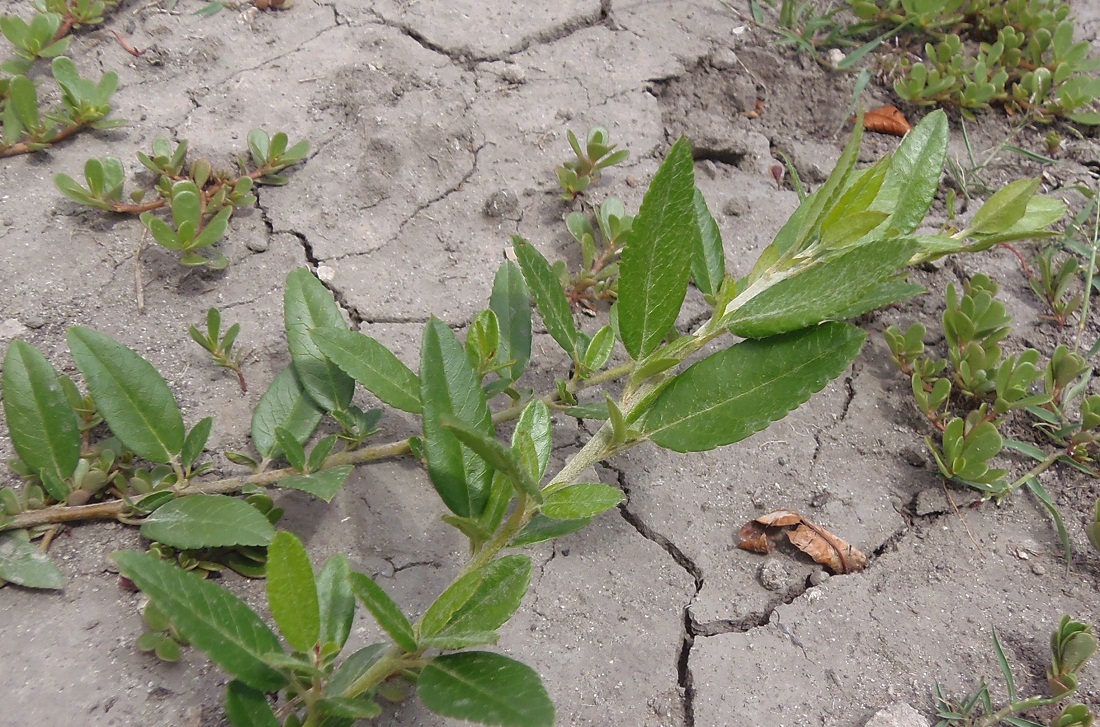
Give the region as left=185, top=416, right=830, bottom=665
left=348, top=572, right=418, bottom=652
left=509, top=513, right=592, bottom=546
left=317, top=555, right=354, bottom=649
left=970, top=177, right=1040, bottom=235
left=113, top=551, right=286, bottom=692
left=251, top=365, right=324, bottom=459
left=617, top=138, right=697, bottom=360
left=67, top=326, right=184, bottom=463
left=420, top=318, right=494, bottom=518
left=442, top=416, right=542, bottom=503
left=2, top=340, right=80, bottom=483
left=690, top=189, right=725, bottom=298
left=418, top=652, right=554, bottom=727
left=266, top=531, right=320, bottom=653
left=225, top=681, right=280, bottom=727
left=874, top=110, right=948, bottom=234
left=642, top=322, right=867, bottom=452
left=181, top=417, right=213, bottom=472
left=284, top=269, right=354, bottom=413
left=311, top=328, right=421, bottom=414
left=140, top=494, right=276, bottom=549
left=490, top=260, right=532, bottom=384
left=435, top=554, right=531, bottom=638
left=0, top=533, right=64, bottom=589
left=512, top=237, right=577, bottom=356
left=542, top=484, right=625, bottom=519
left=513, top=400, right=551, bottom=479
left=278, top=466, right=354, bottom=503
left=727, top=239, right=917, bottom=338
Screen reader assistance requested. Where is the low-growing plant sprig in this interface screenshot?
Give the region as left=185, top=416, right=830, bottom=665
left=885, top=274, right=1100, bottom=561
left=0, top=111, right=1071, bottom=724
left=0, top=56, right=122, bottom=157
left=189, top=307, right=250, bottom=391
left=933, top=616, right=1096, bottom=727
left=54, top=129, right=309, bottom=268
left=555, top=126, right=629, bottom=201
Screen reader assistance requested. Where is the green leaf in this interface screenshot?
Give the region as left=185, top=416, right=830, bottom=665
left=311, top=328, right=421, bottom=414
left=347, top=572, right=418, bottom=652
left=583, top=325, right=616, bottom=372
left=970, top=177, right=1041, bottom=235
left=326, top=644, right=387, bottom=697
left=67, top=326, right=185, bottom=463
left=512, top=237, right=577, bottom=356
left=0, top=532, right=64, bottom=589
left=512, top=400, right=551, bottom=479
left=284, top=269, right=355, bottom=413
left=278, top=466, right=354, bottom=503
left=181, top=417, right=213, bottom=472
left=436, top=554, right=531, bottom=638
left=819, top=210, right=889, bottom=248
left=113, top=551, right=286, bottom=692
left=727, top=238, right=918, bottom=338
left=225, top=681, right=279, bottom=727
left=2, top=340, right=81, bottom=483
left=420, top=318, right=494, bottom=518
left=490, top=260, right=532, bottom=384
left=418, top=631, right=501, bottom=649
left=874, top=109, right=948, bottom=234
left=617, top=138, right=697, bottom=360
left=419, top=568, right=486, bottom=639
left=317, top=555, right=354, bottom=649
left=418, top=652, right=554, bottom=727
left=542, top=484, right=624, bottom=519
left=8, top=76, right=39, bottom=131
left=265, top=531, right=320, bottom=653
left=691, top=188, right=725, bottom=297
left=510, top=513, right=592, bottom=546
left=140, top=494, right=276, bottom=549
left=442, top=416, right=542, bottom=503
left=274, top=427, right=307, bottom=471
left=642, top=322, right=866, bottom=452
left=251, top=365, right=324, bottom=459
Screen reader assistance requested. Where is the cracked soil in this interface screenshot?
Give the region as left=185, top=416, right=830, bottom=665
left=3, top=0, right=1100, bottom=725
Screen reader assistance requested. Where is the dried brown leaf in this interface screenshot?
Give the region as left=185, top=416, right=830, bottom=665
left=786, top=521, right=868, bottom=574
left=737, top=521, right=772, bottom=554
left=858, top=105, right=912, bottom=137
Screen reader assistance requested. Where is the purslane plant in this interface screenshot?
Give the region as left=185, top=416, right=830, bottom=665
left=0, top=111, right=1069, bottom=724
left=55, top=130, right=309, bottom=268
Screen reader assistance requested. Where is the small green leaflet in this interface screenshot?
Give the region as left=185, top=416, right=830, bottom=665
left=1, top=340, right=81, bottom=483
left=420, top=318, right=494, bottom=518
left=251, top=365, right=324, bottom=459
left=311, top=328, right=421, bottom=414
left=348, top=572, right=418, bottom=652
left=617, top=138, right=698, bottom=360
left=642, top=322, right=867, bottom=452
left=541, top=484, right=624, bottom=519
left=512, top=236, right=578, bottom=357
left=489, top=260, right=533, bottom=384
left=727, top=238, right=918, bottom=338
left=113, top=551, right=287, bottom=692
left=278, top=466, right=354, bottom=502
left=0, top=532, right=64, bottom=589
left=266, top=531, right=320, bottom=653
left=435, top=554, right=531, bottom=638
left=874, top=109, right=948, bottom=235
left=283, top=268, right=355, bottom=413
left=224, top=681, right=280, bottom=727
left=690, top=189, right=725, bottom=298
left=140, top=494, right=276, bottom=549
left=316, top=555, right=355, bottom=649
left=67, top=326, right=185, bottom=464
left=418, top=652, right=554, bottom=727
left=510, top=514, right=592, bottom=546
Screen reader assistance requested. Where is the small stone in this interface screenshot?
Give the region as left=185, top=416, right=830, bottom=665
left=808, top=568, right=830, bottom=586
left=1031, top=563, right=1046, bottom=575
left=0, top=318, right=29, bottom=342
left=700, top=160, right=718, bottom=179
left=826, top=48, right=846, bottom=68
left=500, top=64, right=526, bottom=84
left=723, top=197, right=748, bottom=216
left=710, top=48, right=739, bottom=70
left=900, top=446, right=926, bottom=468
left=316, top=265, right=336, bottom=283
left=484, top=189, right=520, bottom=219
left=245, top=236, right=270, bottom=253
left=758, top=560, right=790, bottom=591
left=863, top=701, right=930, bottom=727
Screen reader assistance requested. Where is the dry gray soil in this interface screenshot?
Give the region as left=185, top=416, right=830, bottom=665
left=2, top=0, right=1100, bottom=725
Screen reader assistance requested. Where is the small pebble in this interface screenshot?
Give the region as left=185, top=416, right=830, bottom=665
left=484, top=189, right=519, bottom=219
left=1031, top=563, right=1046, bottom=576
left=246, top=237, right=270, bottom=253
left=316, top=265, right=335, bottom=283
left=500, top=64, right=526, bottom=84
left=710, top=48, right=739, bottom=70
left=808, top=569, right=830, bottom=586
left=758, top=560, right=790, bottom=591
left=826, top=48, right=846, bottom=69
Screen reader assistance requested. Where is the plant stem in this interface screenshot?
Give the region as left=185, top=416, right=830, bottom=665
left=976, top=694, right=1056, bottom=727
